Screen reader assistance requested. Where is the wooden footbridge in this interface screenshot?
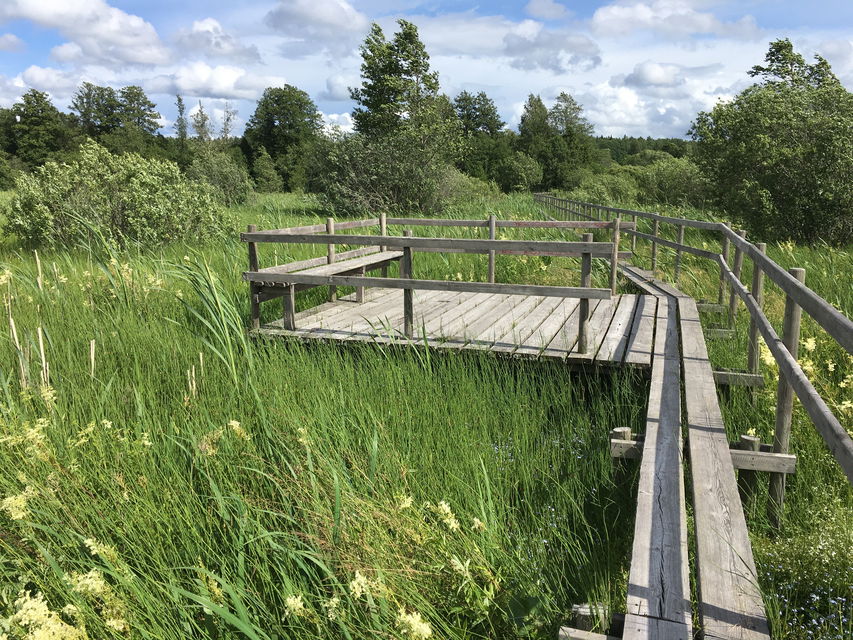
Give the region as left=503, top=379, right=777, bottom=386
left=240, top=196, right=853, bottom=640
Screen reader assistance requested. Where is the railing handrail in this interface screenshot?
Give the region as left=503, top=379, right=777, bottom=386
left=535, top=192, right=853, bottom=485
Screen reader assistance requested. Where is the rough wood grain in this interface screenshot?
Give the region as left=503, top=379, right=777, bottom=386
left=623, top=295, right=657, bottom=366
left=624, top=297, right=692, bottom=639
left=679, top=297, right=769, bottom=640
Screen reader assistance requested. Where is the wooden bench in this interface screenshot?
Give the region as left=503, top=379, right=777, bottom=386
left=252, top=249, right=404, bottom=330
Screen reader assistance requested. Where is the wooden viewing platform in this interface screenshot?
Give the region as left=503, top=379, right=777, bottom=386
left=241, top=203, right=853, bottom=640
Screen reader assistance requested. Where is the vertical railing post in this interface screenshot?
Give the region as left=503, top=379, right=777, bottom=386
left=769, top=267, right=805, bottom=531
left=651, top=219, right=659, bottom=272
left=380, top=212, right=388, bottom=278
left=718, top=235, right=730, bottom=305
left=609, top=218, right=620, bottom=295
left=402, top=229, right=413, bottom=340
left=488, top=214, right=496, bottom=283
left=674, top=224, right=685, bottom=281
left=727, top=230, right=747, bottom=327
left=746, top=243, right=767, bottom=377
left=738, top=434, right=761, bottom=506
left=631, top=214, right=637, bottom=253
left=326, top=217, right=336, bottom=302
left=247, top=224, right=260, bottom=330
left=579, top=233, right=593, bottom=353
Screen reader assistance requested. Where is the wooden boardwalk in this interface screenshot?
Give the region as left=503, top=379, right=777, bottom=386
left=256, top=289, right=657, bottom=366
left=239, top=205, right=853, bottom=640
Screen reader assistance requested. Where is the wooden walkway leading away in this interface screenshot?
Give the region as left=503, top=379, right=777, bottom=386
left=239, top=208, right=853, bottom=640
left=258, top=289, right=657, bottom=367
left=618, top=263, right=769, bottom=640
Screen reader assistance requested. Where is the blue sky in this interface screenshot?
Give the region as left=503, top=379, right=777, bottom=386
left=1, top=1, right=851, bottom=138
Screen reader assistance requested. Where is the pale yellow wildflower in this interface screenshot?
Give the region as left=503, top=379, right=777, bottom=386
left=436, top=500, right=460, bottom=531
left=397, top=495, right=414, bottom=510
left=69, top=569, right=108, bottom=597
left=228, top=420, right=250, bottom=440
left=8, top=591, right=87, bottom=639
left=828, top=361, right=836, bottom=372
left=803, top=337, right=816, bottom=352
left=0, top=269, right=12, bottom=286
left=349, top=571, right=371, bottom=599
left=39, top=384, right=57, bottom=406
left=397, top=608, right=432, bottom=639
left=2, top=486, right=35, bottom=520
left=322, top=596, right=341, bottom=621
left=84, top=538, right=119, bottom=564
left=296, top=427, right=309, bottom=446
left=284, top=594, right=306, bottom=617
left=472, top=517, right=487, bottom=532
left=800, top=359, right=815, bottom=375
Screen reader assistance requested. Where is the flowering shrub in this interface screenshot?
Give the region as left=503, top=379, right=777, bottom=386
left=5, top=139, right=227, bottom=247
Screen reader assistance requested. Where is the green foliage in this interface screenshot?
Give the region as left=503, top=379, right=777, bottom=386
left=7, top=90, right=79, bottom=168
left=453, top=91, right=505, bottom=135
left=252, top=147, right=284, bottom=193
left=187, top=149, right=253, bottom=206
left=5, top=139, right=225, bottom=247
left=351, top=20, right=440, bottom=136
left=495, top=151, right=542, bottom=193
left=0, top=150, right=17, bottom=190
left=595, top=136, right=690, bottom=164
left=244, top=86, right=321, bottom=190
left=691, top=39, right=853, bottom=244
left=312, top=105, right=462, bottom=216
left=629, top=156, right=708, bottom=206
left=517, top=93, right=596, bottom=190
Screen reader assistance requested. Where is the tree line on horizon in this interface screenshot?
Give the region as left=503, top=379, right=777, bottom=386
left=0, top=24, right=850, bottom=245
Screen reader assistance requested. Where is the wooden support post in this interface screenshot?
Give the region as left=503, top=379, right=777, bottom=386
left=579, top=233, right=592, bottom=353
left=674, top=224, right=685, bottom=281
left=718, top=235, right=730, bottom=305
left=247, top=224, right=260, bottom=330
left=326, top=217, right=336, bottom=302
left=769, top=267, right=805, bottom=531
left=747, top=243, right=767, bottom=378
left=488, top=214, right=496, bottom=283
left=609, top=218, right=620, bottom=294
left=737, top=434, right=761, bottom=505
left=282, top=285, right=296, bottom=330
left=631, top=214, right=637, bottom=252
left=651, top=219, right=659, bottom=272
left=379, top=212, right=387, bottom=252
left=402, top=229, right=413, bottom=339
left=356, top=266, right=365, bottom=303
left=727, top=229, right=747, bottom=327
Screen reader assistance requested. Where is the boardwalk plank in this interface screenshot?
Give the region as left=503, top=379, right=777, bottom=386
left=597, top=294, right=639, bottom=363
left=490, top=295, right=566, bottom=355
left=624, top=297, right=692, bottom=638
left=514, top=298, right=585, bottom=358
left=679, top=297, right=769, bottom=640
left=623, top=296, right=658, bottom=366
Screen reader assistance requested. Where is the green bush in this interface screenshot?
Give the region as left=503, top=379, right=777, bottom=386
left=187, top=149, right=253, bottom=206
left=252, top=146, right=284, bottom=193
left=494, top=152, right=542, bottom=192
left=311, top=127, right=458, bottom=216
left=630, top=156, right=709, bottom=207
left=5, top=139, right=226, bottom=247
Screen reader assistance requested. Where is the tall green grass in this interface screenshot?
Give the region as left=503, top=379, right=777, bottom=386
left=0, top=191, right=849, bottom=639
left=0, top=192, right=645, bottom=639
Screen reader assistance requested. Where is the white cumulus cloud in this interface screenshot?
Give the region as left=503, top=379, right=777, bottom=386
left=591, top=0, right=761, bottom=40
left=265, top=0, right=369, bottom=58
left=0, top=0, right=170, bottom=66
left=175, top=18, right=261, bottom=64
left=525, top=0, right=569, bottom=21
left=0, top=33, right=24, bottom=51
left=147, top=62, right=284, bottom=100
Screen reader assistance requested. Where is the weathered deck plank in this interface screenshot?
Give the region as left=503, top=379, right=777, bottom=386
left=679, top=297, right=769, bottom=640
left=597, top=294, right=639, bottom=363
left=624, top=297, right=692, bottom=639
left=623, top=295, right=657, bottom=366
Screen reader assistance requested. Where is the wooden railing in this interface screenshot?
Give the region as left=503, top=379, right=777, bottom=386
left=534, top=193, right=853, bottom=503
left=241, top=215, right=635, bottom=351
